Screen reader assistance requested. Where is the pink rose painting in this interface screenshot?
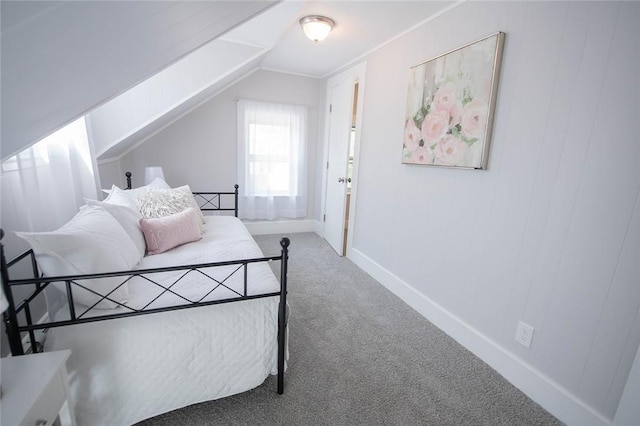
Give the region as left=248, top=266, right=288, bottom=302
left=403, top=118, right=421, bottom=152
left=460, top=99, right=488, bottom=139
left=434, top=135, right=468, bottom=165
left=401, top=32, right=504, bottom=169
left=421, top=110, right=450, bottom=143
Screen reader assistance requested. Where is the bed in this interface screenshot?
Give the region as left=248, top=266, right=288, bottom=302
left=0, top=174, right=290, bottom=425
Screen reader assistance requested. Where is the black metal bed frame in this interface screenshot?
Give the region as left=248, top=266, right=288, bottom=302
left=1, top=179, right=290, bottom=394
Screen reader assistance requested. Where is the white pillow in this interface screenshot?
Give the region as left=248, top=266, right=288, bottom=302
left=103, top=177, right=171, bottom=208
left=15, top=205, right=141, bottom=309
left=136, top=187, right=205, bottom=233
left=136, top=188, right=193, bottom=218
left=173, top=185, right=206, bottom=225
left=103, top=185, right=137, bottom=209
left=83, top=200, right=146, bottom=258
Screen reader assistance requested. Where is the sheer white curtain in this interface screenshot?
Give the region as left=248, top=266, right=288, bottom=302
left=237, top=99, right=307, bottom=220
left=1, top=117, right=97, bottom=251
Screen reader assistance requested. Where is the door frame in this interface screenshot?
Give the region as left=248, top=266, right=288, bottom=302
left=320, top=61, right=367, bottom=258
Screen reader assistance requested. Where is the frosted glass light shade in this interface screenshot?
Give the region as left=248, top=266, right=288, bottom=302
left=300, top=15, right=335, bottom=44
left=144, top=166, right=165, bottom=185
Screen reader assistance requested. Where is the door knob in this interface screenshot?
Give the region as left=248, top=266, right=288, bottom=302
left=338, top=177, right=345, bottom=183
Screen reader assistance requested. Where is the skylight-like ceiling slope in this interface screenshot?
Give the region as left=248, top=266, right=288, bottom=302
left=92, top=39, right=266, bottom=160
left=1, top=0, right=277, bottom=160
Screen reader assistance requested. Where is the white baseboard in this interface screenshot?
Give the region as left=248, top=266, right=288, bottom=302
left=349, top=247, right=611, bottom=426
left=242, top=219, right=318, bottom=235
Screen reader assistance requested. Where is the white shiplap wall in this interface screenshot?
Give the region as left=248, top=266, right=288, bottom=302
left=347, top=1, right=639, bottom=424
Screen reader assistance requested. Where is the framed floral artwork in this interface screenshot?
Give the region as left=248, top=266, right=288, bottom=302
left=402, top=32, right=505, bottom=169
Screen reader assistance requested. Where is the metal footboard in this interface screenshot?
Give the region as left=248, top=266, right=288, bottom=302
left=1, top=232, right=290, bottom=393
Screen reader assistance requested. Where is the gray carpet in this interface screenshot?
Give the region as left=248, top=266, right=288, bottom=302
left=139, top=233, right=562, bottom=426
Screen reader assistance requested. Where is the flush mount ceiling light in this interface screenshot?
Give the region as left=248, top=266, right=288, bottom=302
left=299, top=15, right=335, bottom=44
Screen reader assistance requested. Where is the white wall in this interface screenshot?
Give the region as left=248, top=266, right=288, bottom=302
left=343, top=1, right=639, bottom=424
left=114, top=70, right=322, bottom=221
left=613, top=343, right=640, bottom=425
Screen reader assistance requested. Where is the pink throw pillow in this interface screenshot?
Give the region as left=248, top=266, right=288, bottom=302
left=139, top=207, right=202, bottom=255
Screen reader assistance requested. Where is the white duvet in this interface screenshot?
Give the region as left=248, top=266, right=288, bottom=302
left=44, top=216, right=286, bottom=426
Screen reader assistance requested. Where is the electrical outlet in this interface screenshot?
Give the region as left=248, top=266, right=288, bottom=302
left=515, top=321, right=534, bottom=348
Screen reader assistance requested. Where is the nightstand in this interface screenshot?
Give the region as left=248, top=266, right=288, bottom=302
left=1, top=350, right=76, bottom=426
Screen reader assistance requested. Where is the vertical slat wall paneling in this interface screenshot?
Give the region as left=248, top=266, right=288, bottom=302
left=539, top=0, right=621, bottom=391
left=576, top=1, right=640, bottom=417
left=514, top=0, right=616, bottom=386
left=470, top=2, right=570, bottom=339
left=389, top=21, right=433, bottom=289
left=412, top=1, right=506, bottom=311
left=458, top=2, right=529, bottom=320
left=394, top=11, right=450, bottom=292
left=599, top=193, right=640, bottom=418
left=515, top=1, right=593, bottom=338
left=348, top=0, right=640, bottom=423
left=504, top=1, right=593, bottom=349
left=607, top=300, right=640, bottom=418
left=438, top=2, right=511, bottom=319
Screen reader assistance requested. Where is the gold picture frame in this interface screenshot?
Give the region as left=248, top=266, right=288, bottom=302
left=402, top=32, right=505, bottom=169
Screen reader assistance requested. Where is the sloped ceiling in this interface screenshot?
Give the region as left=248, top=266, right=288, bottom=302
left=251, top=0, right=457, bottom=78
left=94, top=0, right=457, bottom=161
left=1, top=0, right=458, bottom=162
left=0, top=0, right=277, bottom=160
left=92, top=0, right=308, bottom=160
left=93, top=40, right=268, bottom=160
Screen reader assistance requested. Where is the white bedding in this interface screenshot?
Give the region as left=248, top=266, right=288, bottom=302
left=44, top=216, right=286, bottom=426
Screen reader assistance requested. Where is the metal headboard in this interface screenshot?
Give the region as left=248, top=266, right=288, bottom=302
left=124, top=171, right=239, bottom=217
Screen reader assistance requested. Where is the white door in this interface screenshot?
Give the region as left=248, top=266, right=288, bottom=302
left=324, top=78, right=354, bottom=255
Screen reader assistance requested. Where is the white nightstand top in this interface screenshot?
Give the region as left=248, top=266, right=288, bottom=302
left=1, top=350, right=72, bottom=425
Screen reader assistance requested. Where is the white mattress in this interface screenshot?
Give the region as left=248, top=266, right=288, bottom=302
left=44, top=216, right=286, bottom=426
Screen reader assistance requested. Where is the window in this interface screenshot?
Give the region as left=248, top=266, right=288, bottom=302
left=248, top=122, right=296, bottom=196
left=1, top=117, right=97, bottom=235
left=237, top=99, right=307, bottom=220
